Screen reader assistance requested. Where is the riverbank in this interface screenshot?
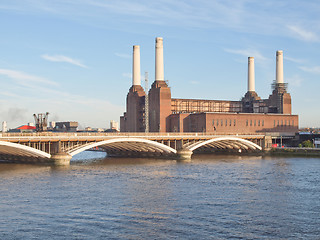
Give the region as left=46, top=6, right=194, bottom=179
left=269, top=147, right=320, bottom=157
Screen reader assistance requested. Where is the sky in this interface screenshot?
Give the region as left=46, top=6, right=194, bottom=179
left=0, top=0, right=320, bottom=129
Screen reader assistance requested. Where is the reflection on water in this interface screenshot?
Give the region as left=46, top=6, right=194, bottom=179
left=0, top=152, right=320, bottom=239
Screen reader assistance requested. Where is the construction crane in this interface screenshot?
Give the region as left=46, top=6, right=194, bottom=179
left=33, top=112, right=49, bottom=132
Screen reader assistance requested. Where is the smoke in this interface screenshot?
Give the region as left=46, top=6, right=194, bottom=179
left=5, top=108, right=27, bottom=122
left=49, top=114, right=60, bottom=122
left=0, top=107, right=28, bottom=127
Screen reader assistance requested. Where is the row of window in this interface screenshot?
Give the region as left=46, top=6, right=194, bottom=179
left=246, top=119, right=264, bottom=127
left=212, top=119, right=237, bottom=127
left=212, top=119, right=295, bottom=127
left=273, top=120, right=294, bottom=127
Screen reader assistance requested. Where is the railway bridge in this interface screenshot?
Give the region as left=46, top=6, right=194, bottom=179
left=0, top=132, right=271, bottom=165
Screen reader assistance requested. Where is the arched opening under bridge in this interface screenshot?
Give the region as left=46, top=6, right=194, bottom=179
left=68, top=138, right=177, bottom=158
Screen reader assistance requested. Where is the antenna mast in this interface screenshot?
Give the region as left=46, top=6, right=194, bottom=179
left=145, top=72, right=149, bottom=133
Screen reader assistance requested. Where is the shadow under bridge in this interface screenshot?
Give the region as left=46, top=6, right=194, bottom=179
left=184, top=137, right=262, bottom=154
left=68, top=138, right=177, bottom=158
left=68, top=136, right=262, bottom=158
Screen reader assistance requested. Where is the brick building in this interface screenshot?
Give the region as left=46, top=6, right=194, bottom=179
left=120, top=38, right=298, bottom=134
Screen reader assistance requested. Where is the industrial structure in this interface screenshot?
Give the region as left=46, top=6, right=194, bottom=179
left=120, top=38, right=298, bottom=134
left=33, top=112, right=49, bottom=132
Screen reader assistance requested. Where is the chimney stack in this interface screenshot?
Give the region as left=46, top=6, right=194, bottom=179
left=155, top=37, right=164, bottom=81
left=132, top=45, right=141, bottom=86
left=248, top=57, right=255, bottom=92
left=276, top=50, right=284, bottom=84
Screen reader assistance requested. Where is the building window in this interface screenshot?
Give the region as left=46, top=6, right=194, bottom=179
left=285, top=120, right=287, bottom=126
left=221, top=120, right=223, bottom=126
left=250, top=120, right=252, bottom=126
left=281, top=120, right=283, bottom=126
left=277, top=120, right=279, bottom=126
left=234, top=119, right=236, bottom=126
left=254, top=120, right=256, bottom=126
left=292, top=120, right=294, bottom=126
left=226, top=120, right=228, bottom=126
left=258, top=120, right=260, bottom=126
left=274, top=120, right=276, bottom=127
left=246, top=120, right=248, bottom=126
left=212, top=120, right=214, bottom=126
left=288, top=120, right=290, bottom=126
left=217, top=120, right=219, bottom=126
left=229, top=119, right=232, bottom=126
left=262, top=120, right=264, bottom=126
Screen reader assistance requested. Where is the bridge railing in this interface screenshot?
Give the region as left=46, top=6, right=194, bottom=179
left=0, top=132, right=268, bottom=138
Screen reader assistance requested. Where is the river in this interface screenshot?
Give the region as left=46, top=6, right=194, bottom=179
left=0, top=152, right=319, bottom=239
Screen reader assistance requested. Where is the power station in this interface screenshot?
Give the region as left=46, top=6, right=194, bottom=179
left=120, top=37, right=298, bottom=134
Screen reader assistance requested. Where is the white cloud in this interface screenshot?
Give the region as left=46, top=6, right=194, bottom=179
left=115, top=53, right=131, bottom=59
left=0, top=91, right=20, bottom=98
left=0, top=69, right=58, bottom=86
left=286, top=75, right=304, bottom=87
left=190, top=81, right=199, bottom=85
left=287, top=25, right=319, bottom=42
left=41, top=54, right=88, bottom=68
left=2, top=0, right=320, bottom=43
left=224, top=48, right=267, bottom=61
left=299, top=66, right=320, bottom=74
left=284, top=56, right=305, bottom=64
left=122, top=73, right=132, bottom=79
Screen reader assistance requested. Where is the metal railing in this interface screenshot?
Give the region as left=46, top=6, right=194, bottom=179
left=0, top=132, right=268, bottom=138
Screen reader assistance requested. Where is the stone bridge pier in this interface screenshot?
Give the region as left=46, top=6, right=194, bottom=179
left=50, top=141, right=72, bottom=165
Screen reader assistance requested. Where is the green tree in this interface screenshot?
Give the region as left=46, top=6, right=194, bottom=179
left=302, top=140, right=314, bottom=148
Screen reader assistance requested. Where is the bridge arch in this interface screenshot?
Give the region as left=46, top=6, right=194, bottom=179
left=186, top=137, right=262, bottom=152
left=68, top=138, right=177, bottom=157
left=0, top=141, right=51, bottom=159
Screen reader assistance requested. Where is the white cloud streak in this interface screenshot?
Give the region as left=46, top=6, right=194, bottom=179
left=224, top=49, right=267, bottom=61
left=42, top=54, right=89, bottom=68
left=2, top=0, right=320, bottom=42
left=115, top=53, right=131, bottom=59
left=0, top=69, right=58, bottom=86
left=287, top=25, right=319, bottom=42
left=122, top=73, right=132, bottom=79
left=284, top=56, right=305, bottom=64
left=299, top=66, right=320, bottom=74
left=286, top=75, right=304, bottom=87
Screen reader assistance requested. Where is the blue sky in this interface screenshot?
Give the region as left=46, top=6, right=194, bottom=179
left=0, top=0, right=319, bottom=129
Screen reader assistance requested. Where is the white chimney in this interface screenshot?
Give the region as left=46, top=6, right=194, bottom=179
left=2, top=121, right=7, bottom=133
left=276, top=50, right=284, bottom=84
left=132, top=45, right=141, bottom=86
left=155, top=37, right=164, bottom=81
left=248, top=57, right=255, bottom=92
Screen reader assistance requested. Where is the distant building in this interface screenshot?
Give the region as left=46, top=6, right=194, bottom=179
left=121, top=38, right=298, bottom=134
left=85, top=127, right=92, bottom=131
left=53, top=122, right=78, bottom=132
left=50, top=121, right=56, bottom=129
left=110, top=120, right=119, bottom=131
left=8, top=125, right=36, bottom=133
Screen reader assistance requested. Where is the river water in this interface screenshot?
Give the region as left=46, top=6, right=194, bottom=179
left=0, top=152, right=319, bottom=239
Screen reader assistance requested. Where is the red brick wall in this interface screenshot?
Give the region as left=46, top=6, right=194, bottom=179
left=168, top=112, right=298, bottom=134
left=123, top=86, right=145, bottom=132
left=148, top=81, right=171, bottom=132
